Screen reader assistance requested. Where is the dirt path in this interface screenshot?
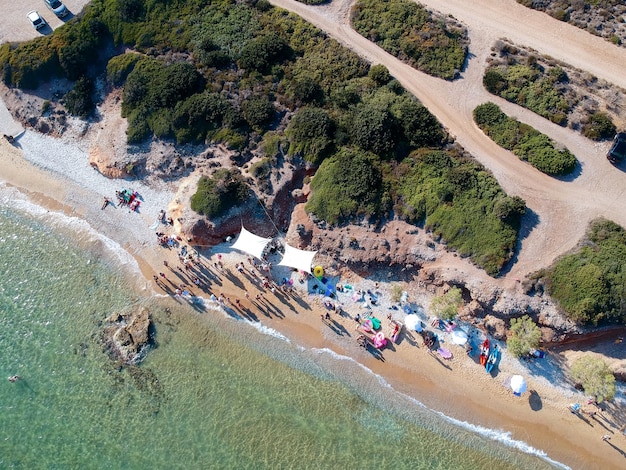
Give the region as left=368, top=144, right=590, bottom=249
left=269, top=0, right=626, bottom=279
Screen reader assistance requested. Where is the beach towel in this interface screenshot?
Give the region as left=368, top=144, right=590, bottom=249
left=437, top=347, right=452, bottom=359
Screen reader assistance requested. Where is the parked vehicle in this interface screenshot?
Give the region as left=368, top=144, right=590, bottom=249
left=607, top=132, right=626, bottom=164
left=44, top=0, right=69, bottom=18
left=27, top=10, right=47, bottom=30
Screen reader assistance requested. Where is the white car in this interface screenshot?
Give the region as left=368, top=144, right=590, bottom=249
left=27, top=10, right=47, bottom=30
left=44, top=0, right=69, bottom=18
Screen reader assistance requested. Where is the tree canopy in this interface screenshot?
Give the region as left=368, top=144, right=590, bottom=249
left=430, top=287, right=463, bottom=320
left=570, top=355, right=616, bottom=403
left=507, top=315, right=541, bottom=358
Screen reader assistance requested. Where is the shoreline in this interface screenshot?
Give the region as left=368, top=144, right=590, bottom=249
left=1, top=136, right=625, bottom=469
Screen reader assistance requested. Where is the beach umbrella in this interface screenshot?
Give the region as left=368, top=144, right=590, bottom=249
left=450, top=329, right=468, bottom=346
left=404, top=314, right=420, bottom=331
left=510, top=375, right=527, bottom=395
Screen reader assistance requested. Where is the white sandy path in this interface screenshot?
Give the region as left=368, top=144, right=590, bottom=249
left=269, top=0, right=626, bottom=279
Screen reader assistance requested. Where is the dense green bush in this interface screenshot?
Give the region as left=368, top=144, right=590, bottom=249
left=64, top=76, right=95, bottom=118
left=351, top=101, right=399, bottom=155
left=507, top=315, right=541, bottom=358
left=473, top=102, right=577, bottom=176
left=121, top=57, right=205, bottom=142
left=368, top=64, right=392, bottom=86
left=352, top=0, right=468, bottom=80
left=430, top=287, right=463, bottom=320
left=483, top=63, right=571, bottom=126
left=286, top=107, right=335, bottom=164
left=190, top=169, right=250, bottom=218
left=393, top=150, right=524, bottom=275
left=238, top=33, right=291, bottom=73
left=106, top=52, right=142, bottom=86
left=306, top=148, right=384, bottom=225
left=540, top=219, right=626, bottom=325
left=570, top=355, right=616, bottom=403
left=581, top=112, right=617, bottom=141
left=242, top=97, right=275, bottom=130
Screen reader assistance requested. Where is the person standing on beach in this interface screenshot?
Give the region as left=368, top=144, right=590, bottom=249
left=602, top=434, right=611, bottom=442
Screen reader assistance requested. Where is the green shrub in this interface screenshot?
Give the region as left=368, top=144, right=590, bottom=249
left=570, top=355, right=616, bottom=403
left=393, top=98, right=445, bottom=148
left=541, top=219, right=626, bottom=325
left=238, top=33, right=291, bottom=73
left=352, top=0, right=468, bottom=80
left=290, top=76, right=324, bottom=105
left=473, top=102, right=577, bottom=176
left=394, top=150, right=523, bottom=275
left=211, top=128, right=247, bottom=150
left=242, top=97, right=275, bottom=130
left=351, top=101, right=398, bottom=155
left=483, top=63, right=572, bottom=127
left=581, top=112, right=616, bottom=141
left=286, top=107, right=335, bottom=164
left=430, top=287, right=463, bottom=320
left=507, top=315, right=541, bottom=358
left=368, top=64, right=392, bottom=86
left=306, top=147, right=383, bottom=225
left=190, top=169, right=250, bottom=218
left=63, top=76, right=95, bottom=118
left=106, top=52, right=142, bottom=86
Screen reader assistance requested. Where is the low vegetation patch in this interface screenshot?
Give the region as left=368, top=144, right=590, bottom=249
left=473, top=102, right=577, bottom=176
left=538, top=219, right=626, bottom=325
left=484, top=40, right=623, bottom=138
left=516, top=0, right=626, bottom=48
left=351, top=0, right=469, bottom=80
left=190, top=169, right=250, bottom=218
left=392, top=150, right=525, bottom=276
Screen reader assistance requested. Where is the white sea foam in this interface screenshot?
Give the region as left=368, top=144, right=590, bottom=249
left=0, top=182, right=142, bottom=275
left=307, top=346, right=569, bottom=469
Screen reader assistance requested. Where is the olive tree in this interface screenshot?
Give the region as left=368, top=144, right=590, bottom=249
left=430, top=287, right=463, bottom=320
left=570, top=355, right=616, bottom=403
left=507, top=315, right=541, bottom=358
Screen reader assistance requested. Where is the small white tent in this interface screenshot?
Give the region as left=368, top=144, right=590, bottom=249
left=278, top=244, right=317, bottom=274
left=231, top=226, right=272, bottom=260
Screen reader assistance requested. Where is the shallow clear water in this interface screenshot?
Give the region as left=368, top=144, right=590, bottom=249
left=0, top=193, right=565, bottom=469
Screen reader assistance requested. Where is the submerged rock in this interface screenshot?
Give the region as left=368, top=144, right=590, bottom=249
left=102, top=306, right=153, bottom=364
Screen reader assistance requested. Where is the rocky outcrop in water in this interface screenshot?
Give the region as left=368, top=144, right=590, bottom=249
left=102, top=306, right=153, bottom=364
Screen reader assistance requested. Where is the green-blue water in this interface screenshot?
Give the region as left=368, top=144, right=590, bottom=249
left=0, top=193, right=566, bottom=469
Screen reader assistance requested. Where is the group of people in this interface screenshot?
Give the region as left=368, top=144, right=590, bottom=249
left=115, top=189, right=141, bottom=211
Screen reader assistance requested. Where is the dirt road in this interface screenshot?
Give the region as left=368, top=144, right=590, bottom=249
left=269, top=0, right=626, bottom=279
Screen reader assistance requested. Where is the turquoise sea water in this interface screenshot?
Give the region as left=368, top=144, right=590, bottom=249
left=0, top=191, right=566, bottom=469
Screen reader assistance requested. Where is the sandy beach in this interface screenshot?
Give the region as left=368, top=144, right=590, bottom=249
left=1, top=128, right=625, bottom=469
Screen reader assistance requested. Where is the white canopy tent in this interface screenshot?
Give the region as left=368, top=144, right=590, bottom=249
left=278, top=244, right=317, bottom=274
left=231, top=226, right=272, bottom=260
